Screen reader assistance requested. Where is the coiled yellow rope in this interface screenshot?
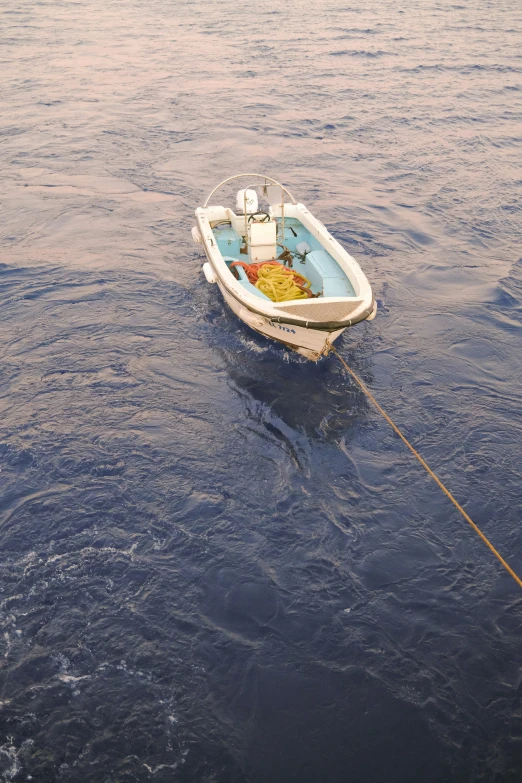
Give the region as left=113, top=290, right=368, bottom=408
left=255, top=266, right=312, bottom=302
left=331, top=344, right=522, bottom=589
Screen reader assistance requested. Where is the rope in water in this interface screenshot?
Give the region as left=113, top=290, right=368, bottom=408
left=330, top=344, right=522, bottom=589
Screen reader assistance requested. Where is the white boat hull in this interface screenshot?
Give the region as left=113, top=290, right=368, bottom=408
left=219, top=281, right=344, bottom=360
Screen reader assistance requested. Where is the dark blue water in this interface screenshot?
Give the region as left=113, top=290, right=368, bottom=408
left=2, top=0, right=522, bottom=780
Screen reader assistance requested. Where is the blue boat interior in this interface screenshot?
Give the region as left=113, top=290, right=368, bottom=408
left=211, top=217, right=356, bottom=301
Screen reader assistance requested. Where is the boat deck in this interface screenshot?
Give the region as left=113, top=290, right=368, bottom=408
left=212, top=217, right=355, bottom=301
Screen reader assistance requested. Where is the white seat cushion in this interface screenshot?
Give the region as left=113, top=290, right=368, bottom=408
left=249, top=221, right=277, bottom=261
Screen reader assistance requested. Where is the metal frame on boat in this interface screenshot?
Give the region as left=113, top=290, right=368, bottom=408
left=193, top=173, right=376, bottom=360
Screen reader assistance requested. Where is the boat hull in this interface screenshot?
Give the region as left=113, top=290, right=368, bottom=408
left=219, top=281, right=344, bottom=360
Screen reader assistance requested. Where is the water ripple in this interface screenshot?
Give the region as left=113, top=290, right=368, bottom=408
left=1, top=0, right=522, bottom=780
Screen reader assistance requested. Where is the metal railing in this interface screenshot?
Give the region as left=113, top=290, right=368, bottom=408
left=203, top=174, right=297, bottom=255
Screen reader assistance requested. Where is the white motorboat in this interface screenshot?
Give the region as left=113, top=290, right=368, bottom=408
left=192, top=174, right=376, bottom=360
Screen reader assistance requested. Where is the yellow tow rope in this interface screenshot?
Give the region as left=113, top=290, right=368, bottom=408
left=331, top=344, right=522, bottom=589
left=255, top=265, right=312, bottom=302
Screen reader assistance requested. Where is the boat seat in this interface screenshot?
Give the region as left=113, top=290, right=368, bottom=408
left=249, top=220, right=277, bottom=261
left=305, top=250, right=355, bottom=297
left=215, top=226, right=241, bottom=258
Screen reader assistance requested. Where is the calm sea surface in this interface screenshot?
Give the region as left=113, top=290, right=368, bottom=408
left=1, top=0, right=522, bottom=780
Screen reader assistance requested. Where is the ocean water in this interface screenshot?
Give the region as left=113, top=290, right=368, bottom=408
left=1, top=0, right=522, bottom=780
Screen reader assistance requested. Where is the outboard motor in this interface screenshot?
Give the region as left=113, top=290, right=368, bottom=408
left=236, top=188, right=258, bottom=215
